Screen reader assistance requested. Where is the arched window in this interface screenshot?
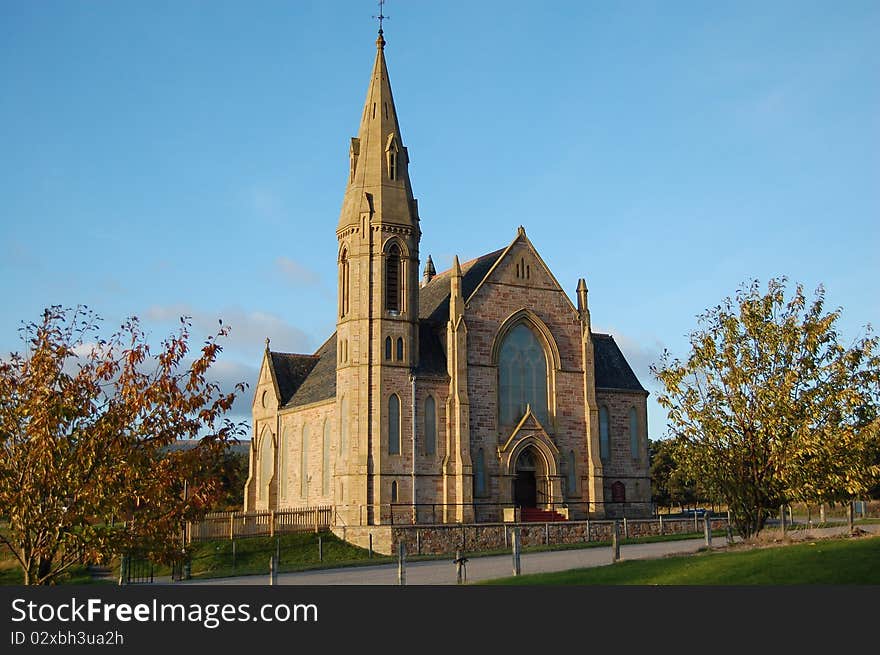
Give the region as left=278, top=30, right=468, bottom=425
left=279, top=427, right=291, bottom=503
left=300, top=424, right=309, bottom=498
left=386, top=244, right=401, bottom=312
left=599, top=406, right=610, bottom=460
left=391, top=480, right=398, bottom=502
left=629, top=407, right=639, bottom=459
left=339, top=249, right=349, bottom=318
left=322, top=419, right=331, bottom=496
left=385, top=336, right=392, bottom=360
left=396, top=337, right=404, bottom=361
left=339, top=396, right=348, bottom=452
left=424, top=395, right=436, bottom=456
left=259, top=428, right=273, bottom=501
left=388, top=394, right=400, bottom=455
left=498, top=323, right=549, bottom=424
left=474, top=448, right=486, bottom=496
left=567, top=450, right=577, bottom=496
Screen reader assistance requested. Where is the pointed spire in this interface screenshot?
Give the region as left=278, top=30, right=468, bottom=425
left=450, top=255, right=463, bottom=321
left=338, top=29, right=419, bottom=232
left=422, top=254, right=436, bottom=286
left=577, top=278, right=591, bottom=329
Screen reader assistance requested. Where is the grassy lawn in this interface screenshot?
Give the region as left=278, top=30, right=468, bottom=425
left=484, top=535, right=880, bottom=585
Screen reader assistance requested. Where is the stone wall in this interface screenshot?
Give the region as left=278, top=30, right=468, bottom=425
left=336, top=517, right=729, bottom=556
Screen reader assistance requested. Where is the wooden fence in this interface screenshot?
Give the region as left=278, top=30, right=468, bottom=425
left=186, top=506, right=333, bottom=543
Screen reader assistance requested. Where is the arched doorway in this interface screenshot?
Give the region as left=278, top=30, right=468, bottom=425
left=514, top=448, right=539, bottom=508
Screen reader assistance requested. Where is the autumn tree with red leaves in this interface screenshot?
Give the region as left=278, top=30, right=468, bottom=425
left=0, top=306, right=247, bottom=584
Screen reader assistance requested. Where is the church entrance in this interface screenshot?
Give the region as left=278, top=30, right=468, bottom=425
left=514, top=448, right=539, bottom=508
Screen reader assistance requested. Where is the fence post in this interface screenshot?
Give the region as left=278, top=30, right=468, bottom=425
left=118, top=554, right=128, bottom=586
left=658, top=514, right=664, bottom=536
left=276, top=536, right=280, bottom=565
left=398, top=542, right=406, bottom=586
left=820, top=503, right=826, bottom=524
left=623, top=517, right=628, bottom=539
left=504, top=526, right=509, bottom=549
left=544, top=522, right=550, bottom=545
left=416, top=530, right=422, bottom=556
left=704, top=515, right=712, bottom=547
left=318, top=536, right=323, bottom=562
left=232, top=540, right=237, bottom=570
left=229, top=514, right=234, bottom=540
left=779, top=505, right=786, bottom=537
left=454, top=549, right=468, bottom=584
left=369, top=533, right=373, bottom=558
left=612, top=521, right=620, bottom=562
left=511, top=529, right=521, bottom=576
left=315, top=508, right=319, bottom=533
left=270, top=510, right=275, bottom=538
left=585, top=519, right=591, bottom=542
left=848, top=502, right=855, bottom=533
left=693, top=511, right=698, bottom=533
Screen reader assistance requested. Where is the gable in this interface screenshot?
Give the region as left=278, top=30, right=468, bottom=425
left=282, top=333, right=337, bottom=409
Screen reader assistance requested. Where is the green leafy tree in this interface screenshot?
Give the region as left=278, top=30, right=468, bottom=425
left=651, top=278, right=880, bottom=538
left=0, top=306, right=247, bottom=584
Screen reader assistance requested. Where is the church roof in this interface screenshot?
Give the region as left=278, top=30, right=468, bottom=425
left=268, top=334, right=337, bottom=410
left=419, top=248, right=505, bottom=324
left=592, top=333, right=646, bottom=392
left=268, top=351, right=319, bottom=406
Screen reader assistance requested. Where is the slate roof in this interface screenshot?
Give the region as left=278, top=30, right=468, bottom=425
left=419, top=249, right=505, bottom=324
left=592, top=333, right=646, bottom=392
left=269, top=352, right=320, bottom=405
left=266, top=249, right=645, bottom=409
left=267, top=334, right=337, bottom=410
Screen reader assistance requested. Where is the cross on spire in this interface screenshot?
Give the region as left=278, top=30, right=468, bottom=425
left=373, top=0, right=389, bottom=34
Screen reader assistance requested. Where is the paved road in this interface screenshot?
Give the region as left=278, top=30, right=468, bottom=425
left=175, top=522, right=879, bottom=586
left=181, top=534, right=727, bottom=586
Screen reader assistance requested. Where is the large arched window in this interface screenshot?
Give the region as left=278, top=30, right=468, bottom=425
left=339, top=396, right=349, bottom=453
left=599, top=406, right=610, bottom=460
left=322, top=419, right=331, bottom=496
left=498, top=323, right=549, bottom=424
left=339, top=249, right=349, bottom=318
left=424, top=395, right=436, bottom=456
left=259, top=428, right=273, bottom=501
left=300, top=424, right=309, bottom=498
left=629, top=407, right=639, bottom=459
left=385, top=336, right=392, bottom=360
left=474, top=448, right=486, bottom=496
left=388, top=394, right=400, bottom=455
left=396, top=337, right=404, bottom=361
left=385, top=244, right=401, bottom=312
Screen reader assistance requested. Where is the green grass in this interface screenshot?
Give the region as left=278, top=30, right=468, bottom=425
left=483, top=535, right=880, bottom=585
left=183, top=532, right=381, bottom=579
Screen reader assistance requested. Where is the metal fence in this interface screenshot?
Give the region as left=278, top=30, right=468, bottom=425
left=186, top=506, right=333, bottom=543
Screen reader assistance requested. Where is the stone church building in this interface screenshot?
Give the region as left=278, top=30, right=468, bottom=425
left=243, top=29, right=650, bottom=526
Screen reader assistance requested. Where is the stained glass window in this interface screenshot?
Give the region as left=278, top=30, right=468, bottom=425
left=498, top=324, right=548, bottom=424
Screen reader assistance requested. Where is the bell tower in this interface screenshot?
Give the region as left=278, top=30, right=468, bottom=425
left=335, top=28, right=421, bottom=525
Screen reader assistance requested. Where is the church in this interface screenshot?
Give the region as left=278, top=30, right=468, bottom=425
left=243, top=28, right=651, bottom=527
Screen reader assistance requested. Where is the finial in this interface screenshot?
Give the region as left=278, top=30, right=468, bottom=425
left=422, top=255, right=436, bottom=286
left=452, top=254, right=461, bottom=277
left=373, top=0, right=389, bottom=45
left=265, top=337, right=271, bottom=351
left=517, top=225, right=526, bottom=237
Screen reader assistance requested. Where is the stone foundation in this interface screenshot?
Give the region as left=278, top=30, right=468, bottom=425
left=335, top=517, right=728, bottom=556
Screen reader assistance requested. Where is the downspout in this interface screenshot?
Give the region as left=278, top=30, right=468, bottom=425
left=410, top=370, right=417, bottom=524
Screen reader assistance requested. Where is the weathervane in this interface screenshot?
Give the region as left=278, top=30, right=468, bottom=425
left=373, top=0, right=390, bottom=34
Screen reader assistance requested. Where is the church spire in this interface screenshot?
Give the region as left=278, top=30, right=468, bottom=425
left=338, top=27, right=419, bottom=233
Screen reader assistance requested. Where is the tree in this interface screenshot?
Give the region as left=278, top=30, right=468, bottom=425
left=651, top=278, right=880, bottom=538
left=0, top=306, right=247, bottom=584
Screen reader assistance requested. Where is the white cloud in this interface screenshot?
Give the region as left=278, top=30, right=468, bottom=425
left=145, top=304, right=312, bottom=355
left=275, top=256, right=321, bottom=287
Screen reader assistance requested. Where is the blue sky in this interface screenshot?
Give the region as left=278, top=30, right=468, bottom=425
left=1, top=1, right=878, bottom=440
